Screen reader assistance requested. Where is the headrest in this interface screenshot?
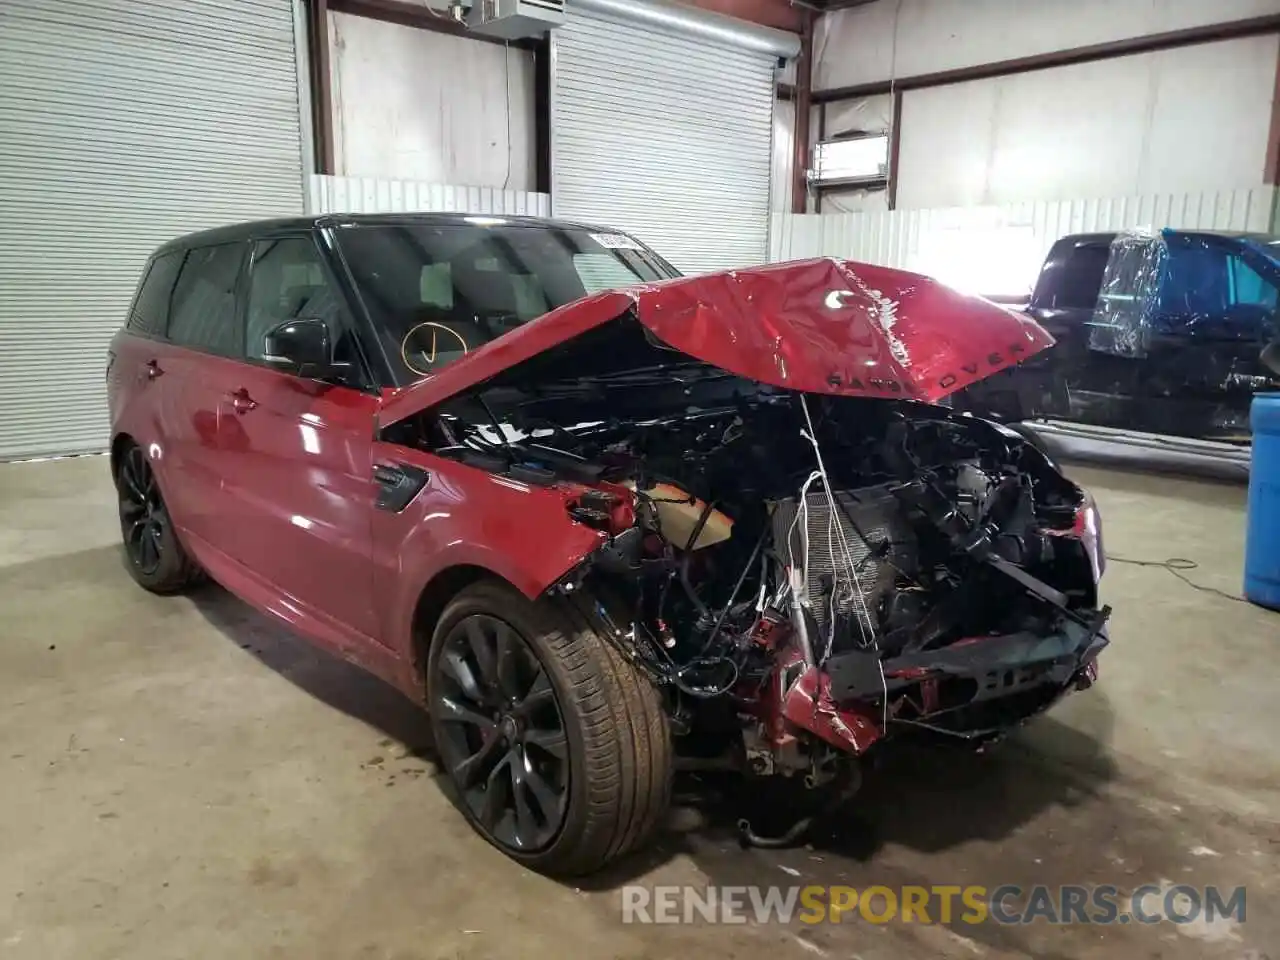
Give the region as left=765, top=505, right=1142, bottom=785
left=452, top=260, right=519, bottom=316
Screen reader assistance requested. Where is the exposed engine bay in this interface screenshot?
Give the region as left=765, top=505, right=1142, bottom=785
left=388, top=318, right=1110, bottom=793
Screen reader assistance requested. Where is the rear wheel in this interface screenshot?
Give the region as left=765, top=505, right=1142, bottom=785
left=115, top=443, right=203, bottom=594
left=427, top=580, right=672, bottom=876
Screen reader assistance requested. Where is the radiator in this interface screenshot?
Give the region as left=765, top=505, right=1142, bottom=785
left=770, top=483, right=915, bottom=645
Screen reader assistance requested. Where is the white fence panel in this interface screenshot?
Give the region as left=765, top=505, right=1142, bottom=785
left=308, top=175, right=552, bottom=218
left=769, top=187, right=1277, bottom=296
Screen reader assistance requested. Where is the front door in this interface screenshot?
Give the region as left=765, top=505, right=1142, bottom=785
left=215, top=234, right=382, bottom=644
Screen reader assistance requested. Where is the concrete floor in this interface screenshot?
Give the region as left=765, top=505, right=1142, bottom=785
left=0, top=456, right=1277, bottom=960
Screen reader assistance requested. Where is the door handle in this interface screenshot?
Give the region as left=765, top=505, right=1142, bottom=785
left=145, top=359, right=164, bottom=380
left=229, top=388, right=257, bottom=414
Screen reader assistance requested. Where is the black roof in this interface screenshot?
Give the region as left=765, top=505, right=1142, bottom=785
left=1052, top=232, right=1117, bottom=247
left=155, top=211, right=620, bottom=255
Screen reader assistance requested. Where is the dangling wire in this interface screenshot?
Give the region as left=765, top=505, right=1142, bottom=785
left=797, top=395, right=890, bottom=729
left=797, top=395, right=876, bottom=650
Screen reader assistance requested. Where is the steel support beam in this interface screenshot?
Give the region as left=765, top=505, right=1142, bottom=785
left=805, top=13, right=1280, bottom=103
left=790, top=11, right=814, bottom=213
left=306, top=0, right=336, bottom=175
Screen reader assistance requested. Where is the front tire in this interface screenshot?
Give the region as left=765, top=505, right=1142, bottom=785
left=427, top=580, right=672, bottom=876
left=115, top=442, right=203, bottom=594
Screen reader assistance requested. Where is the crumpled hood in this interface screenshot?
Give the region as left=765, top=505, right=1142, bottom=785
left=378, top=258, right=1055, bottom=426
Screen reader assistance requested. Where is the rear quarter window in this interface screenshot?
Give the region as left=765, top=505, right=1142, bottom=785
left=127, top=251, right=183, bottom=337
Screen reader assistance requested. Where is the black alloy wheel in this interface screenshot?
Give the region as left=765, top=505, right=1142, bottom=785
left=432, top=613, right=570, bottom=853
left=428, top=580, right=673, bottom=876
left=114, top=441, right=203, bottom=594
left=118, top=445, right=166, bottom=576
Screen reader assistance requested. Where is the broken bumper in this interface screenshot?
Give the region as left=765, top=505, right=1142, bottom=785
left=783, top=616, right=1109, bottom=753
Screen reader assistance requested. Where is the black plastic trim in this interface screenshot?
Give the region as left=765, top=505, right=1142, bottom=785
left=373, top=462, right=430, bottom=512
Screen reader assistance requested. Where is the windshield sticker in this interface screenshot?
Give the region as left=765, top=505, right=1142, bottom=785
left=590, top=232, right=645, bottom=251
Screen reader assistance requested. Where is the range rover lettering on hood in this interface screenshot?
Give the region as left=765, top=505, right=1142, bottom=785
left=378, top=258, right=1055, bottom=425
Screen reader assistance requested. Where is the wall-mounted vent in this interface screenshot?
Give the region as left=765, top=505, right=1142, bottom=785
left=810, top=135, right=890, bottom=187
left=469, top=0, right=564, bottom=39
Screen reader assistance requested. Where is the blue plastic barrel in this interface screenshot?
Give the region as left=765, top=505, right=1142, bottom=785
left=1245, top=393, right=1280, bottom=611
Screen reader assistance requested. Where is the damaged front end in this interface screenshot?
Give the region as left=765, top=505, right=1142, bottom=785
left=382, top=289, right=1109, bottom=796
left=549, top=383, right=1110, bottom=785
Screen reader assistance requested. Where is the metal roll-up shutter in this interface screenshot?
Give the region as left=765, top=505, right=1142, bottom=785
left=0, top=0, right=306, bottom=460
left=552, top=3, right=778, bottom=275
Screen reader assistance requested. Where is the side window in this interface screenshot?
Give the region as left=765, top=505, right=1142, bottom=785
left=509, top=274, right=551, bottom=319
left=128, top=252, right=183, bottom=337
left=168, top=244, right=246, bottom=356
left=420, top=263, right=453, bottom=310
left=1161, top=243, right=1231, bottom=316
left=246, top=237, right=362, bottom=378
left=1051, top=244, right=1110, bottom=310
left=573, top=253, right=641, bottom=295
left=1229, top=256, right=1279, bottom=310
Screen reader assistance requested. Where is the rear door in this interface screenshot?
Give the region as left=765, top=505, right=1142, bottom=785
left=153, top=242, right=249, bottom=549
left=214, top=232, right=383, bottom=644
left=107, top=249, right=185, bottom=455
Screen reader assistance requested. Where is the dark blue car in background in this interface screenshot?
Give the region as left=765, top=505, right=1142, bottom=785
left=957, top=228, right=1280, bottom=444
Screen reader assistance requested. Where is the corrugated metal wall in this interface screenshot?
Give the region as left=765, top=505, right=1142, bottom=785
left=769, top=187, right=1277, bottom=293
left=551, top=5, right=776, bottom=275
left=0, top=0, right=306, bottom=460
left=308, top=175, right=552, bottom=218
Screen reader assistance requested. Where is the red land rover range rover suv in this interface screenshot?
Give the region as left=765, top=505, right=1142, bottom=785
left=108, top=214, right=1108, bottom=876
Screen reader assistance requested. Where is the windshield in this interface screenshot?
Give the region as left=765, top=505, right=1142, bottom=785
left=332, top=221, right=679, bottom=382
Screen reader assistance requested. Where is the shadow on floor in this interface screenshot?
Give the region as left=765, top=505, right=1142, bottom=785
left=653, top=700, right=1117, bottom=864
left=189, top=583, right=436, bottom=761
left=662, top=706, right=1124, bottom=960
left=189, top=582, right=681, bottom=884
left=576, top=695, right=1119, bottom=894
left=187, top=579, right=1123, bottom=896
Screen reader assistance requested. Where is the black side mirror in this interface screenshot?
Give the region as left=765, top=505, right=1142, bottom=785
left=1263, top=340, right=1280, bottom=377
left=263, top=318, right=335, bottom=377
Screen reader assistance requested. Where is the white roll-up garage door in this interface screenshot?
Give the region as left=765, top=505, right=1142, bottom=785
left=0, top=0, right=306, bottom=460
left=552, top=2, right=782, bottom=275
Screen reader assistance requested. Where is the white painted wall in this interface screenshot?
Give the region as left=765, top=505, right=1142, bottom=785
left=328, top=12, right=536, bottom=189
left=814, top=0, right=1280, bottom=89
left=811, top=0, right=1280, bottom=210
left=824, top=94, right=892, bottom=137
left=814, top=94, right=894, bottom=212
left=896, top=35, right=1279, bottom=209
